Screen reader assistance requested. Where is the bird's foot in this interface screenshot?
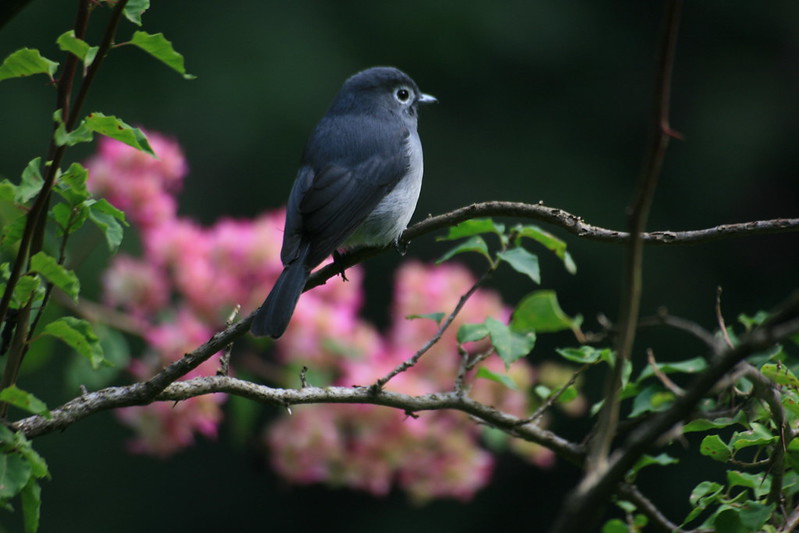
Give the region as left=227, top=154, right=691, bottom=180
left=393, top=237, right=409, bottom=256
left=333, top=250, right=349, bottom=282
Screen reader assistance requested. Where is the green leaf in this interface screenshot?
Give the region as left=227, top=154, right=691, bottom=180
left=761, top=363, right=799, bottom=388
left=738, top=311, right=769, bottom=330
left=129, top=31, right=195, bottom=79
left=783, top=390, right=799, bottom=418
left=683, top=414, right=743, bottom=433
left=476, top=366, right=518, bottom=390
left=615, top=500, right=636, bottom=514
left=557, top=385, right=579, bottom=403
left=10, top=433, right=47, bottom=480
left=0, top=215, right=27, bottom=249
left=728, top=470, right=771, bottom=499
left=43, top=317, right=105, bottom=369
left=481, top=427, right=512, bottom=453
left=534, top=384, right=551, bottom=399
left=497, top=248, right=540, bottom=284
left=20, top=478, right=41, bottom=533
left=65, top=325, right=129, bottom=391
left=636, top=357, right=708, bottom=384
left=84, top=112, right=154, bottom=154
left=457, top=322, right=490, bottom=343
left=0, top=454, right=32, bottom=502
left=51, top=202, right=79, bottom=235
left=514, top=224, right=577, bottom=274
left=88, top=198, right=127, bottom=251
left=484, top=317, right=535, bottom=367
left=436, top=235, right=492, bottom=264
left=729, top=423, right=777, bottom=451
left=124, top=0, right=150, bottom=25
left=56, top=30, right=98, bottom=66
left=53, top=118, right=93, bottom=147
left=0, top=180, right=17, bottom=202
left=738, top=501, right=775, bottom=531
left=712, top=508, right=747, bottom=533
left=688, top=480, right=723, bottom=508
left=0, top=452, right=32, bottom=499
left=29, top=252, right=79, bottom=301
left=629, top=384, right=674, bottom=417
left=55, top=162, right=90, bottom=205
left=405, top=312, right=445, bottom=325
left=556, top=346, right=607, bottom=364
left=12, top=275, right=42, bottom=308
left=0, top=386, right=50, bottom=419
left=601, top=519, right=628, bottom=533
left=17, top=158, right=44, bottom=204
left=628, top=453, right=679, bottom=481
left=699, top=434, right=732, bottom=462
left=438, top=218, right=504, bottom=241
left=0, top=48, right=58, bottom=82
left=511, top=290, right=579, bottom=333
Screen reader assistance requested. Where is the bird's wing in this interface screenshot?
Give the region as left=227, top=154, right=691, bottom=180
left=301, top=153, right=408, bottom=267
left=284, top=116, right=409, bottom=268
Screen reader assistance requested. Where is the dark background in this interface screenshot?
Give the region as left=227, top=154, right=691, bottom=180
left=0, top=1, right=797, bottom=531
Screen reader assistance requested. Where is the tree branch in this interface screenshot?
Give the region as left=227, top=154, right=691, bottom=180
left=13, top=375, right=584, bottom=465
left=587, top=0, right=683, bottom=478
left=307, top=202, right=798, bottom=292
left=548, top=295, right=799, bottom=533
left=372, top=265, right=494, bottom=391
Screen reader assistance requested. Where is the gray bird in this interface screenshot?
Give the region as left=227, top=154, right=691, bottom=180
left=251, top=66, right=436, bottom=338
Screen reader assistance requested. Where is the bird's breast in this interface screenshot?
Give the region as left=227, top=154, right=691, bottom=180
left=345, top=132, right=424, bottom=247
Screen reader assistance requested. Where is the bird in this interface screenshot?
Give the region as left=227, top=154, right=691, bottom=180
left=251, top=66, right=437, bottom=338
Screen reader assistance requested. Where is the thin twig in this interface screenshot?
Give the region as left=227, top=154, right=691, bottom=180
left=618, top=483, right=692, bottom=533
left=638, top=309, right=720, bottom=352
left=525, top=363, right=591, bottom=424
left=780, top=505, right=799, bottom=533
left=306, top=207, right=799, bottom=293
left=739, top=362, right=792, bottom=510
left=585, top=0, right=684, bottom=482
left=372, top=267, right=494, bottom=391
left=647, top=348, right=685, bottom=396
left=550, top=310, right=799, bottom=533
left=715, top=287, right=735, bottom=349
left=216, top=305, right=240, bottom=376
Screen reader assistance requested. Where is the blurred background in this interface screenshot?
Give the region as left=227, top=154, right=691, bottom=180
left=0, top=1, right=797, bottom=531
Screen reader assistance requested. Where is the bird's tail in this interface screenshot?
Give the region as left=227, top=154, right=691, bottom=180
left=251, top=248, right=310, bottom=338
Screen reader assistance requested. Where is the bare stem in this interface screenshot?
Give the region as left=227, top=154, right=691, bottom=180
left=585, top=0, right=683, bottom=480
left=372, top=266, right=494, bottom=391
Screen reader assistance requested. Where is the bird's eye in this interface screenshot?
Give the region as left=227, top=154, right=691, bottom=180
left=395, top=87, right=411, bottom=103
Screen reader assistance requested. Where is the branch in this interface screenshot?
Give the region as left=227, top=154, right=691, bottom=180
left=410, top=202, right=798, bottom=245
left=307, top=202, right=798, bottom=292
left=372, top=266, right=494, bottom=391
left=617, top=483, right=697, bottom=533
left=0, top=0, right=130, bottom=404
left=548, top=294, right=799, bottom=533
left=587, top=0, right=683, bottom=479
left=13, top=376, right=584, bottom=465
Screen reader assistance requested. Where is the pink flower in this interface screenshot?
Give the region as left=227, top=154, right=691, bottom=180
left=116, top=391, right=223, bottom=458
left=88, top=130, right=566, bottom=495
left=86, top=131, right=187, bottom=231
left=115, top=308, right=225, bottom=457
left=397, top=414, right=494, bottom=503
left=103, top=255, right=169, bottom=315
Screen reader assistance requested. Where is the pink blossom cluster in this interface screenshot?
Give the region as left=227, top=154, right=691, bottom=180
left=269, top=261, right=557, bottom=502
left=87, top=131, right=576, bottom=499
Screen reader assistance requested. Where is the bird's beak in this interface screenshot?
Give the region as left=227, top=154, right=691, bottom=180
left=418, top=93, right=438, bottom=105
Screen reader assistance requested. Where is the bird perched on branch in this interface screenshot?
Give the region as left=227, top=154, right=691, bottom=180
left=251, top=66, right=437, bottom=338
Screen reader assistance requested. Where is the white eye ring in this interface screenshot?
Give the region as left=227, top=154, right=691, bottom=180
left=394, top=86, right=413, bottom=104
